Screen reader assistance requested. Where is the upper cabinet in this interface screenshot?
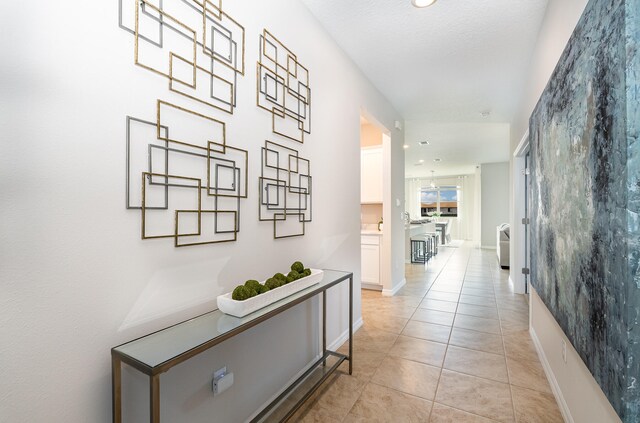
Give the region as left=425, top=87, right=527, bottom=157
left=361, top=146, right=383, bottom=204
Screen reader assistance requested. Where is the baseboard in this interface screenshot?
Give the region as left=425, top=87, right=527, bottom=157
left=382, top=278, right=406, bottom=297
left=246, top=317, right=364, bottom=422
left=508, top=276, right=517, bottom=294
left=509, top=275, right=527, bottom=295
left=481, top=245, right=497, bottom=250
left=361, top=282, right=382, bottom=291
left=328, top=316, right=364, bottom=351
left=529, top=327, right=574, bottom=423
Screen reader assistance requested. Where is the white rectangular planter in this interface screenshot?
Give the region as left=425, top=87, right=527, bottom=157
left=217, top=269, right=324, bottom=317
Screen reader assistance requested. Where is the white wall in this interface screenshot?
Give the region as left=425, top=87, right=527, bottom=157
left=473, top=166, right=482, bottom=247
left=480, top=162, right=509, bottom=248
left=360, top=122, right=383, bottom=147
left=460, top=173, right=476, bottom=242
left=0, top=1, right=403, bottom=422
left=530, top=290, right=621, bottom=423
left=507, top=0, right=621, bottom=421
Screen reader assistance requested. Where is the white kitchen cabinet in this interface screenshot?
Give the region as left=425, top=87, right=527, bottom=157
left=361, top=234, right=381, bottom=285
left=361, top=146, right=383, bottom=203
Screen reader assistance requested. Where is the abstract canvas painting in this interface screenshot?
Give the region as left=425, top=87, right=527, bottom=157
left=529, top=0, right=639, bottom=420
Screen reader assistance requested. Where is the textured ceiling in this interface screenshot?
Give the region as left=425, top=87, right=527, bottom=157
left=301, top=0, right=549, bottom=122
left=404, top=121, right=510, bottom=178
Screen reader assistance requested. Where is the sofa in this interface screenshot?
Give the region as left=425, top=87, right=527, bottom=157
left=496, top=224, right=510, bottom=269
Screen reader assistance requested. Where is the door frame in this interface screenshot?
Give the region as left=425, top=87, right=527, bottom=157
left=511, top=130, right=530, bottom=295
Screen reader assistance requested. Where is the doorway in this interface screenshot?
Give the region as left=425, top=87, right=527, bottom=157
left=360, top=115, right=384, bottom=291
left=524, top=150, right=531, bottom=294
left=359, top=113, right=395, bottom=295
left=511, top=131, right=530, bottom=295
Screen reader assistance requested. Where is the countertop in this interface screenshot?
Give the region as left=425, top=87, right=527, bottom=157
left=361, top=230, right=383, bottom=236
left=405, top=223, right=429, bottom=230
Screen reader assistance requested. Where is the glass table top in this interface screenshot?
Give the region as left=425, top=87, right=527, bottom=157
left=113, top=269, right=352, bottom=369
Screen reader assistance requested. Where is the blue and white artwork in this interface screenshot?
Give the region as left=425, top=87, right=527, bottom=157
left=529, top=0, right=639, bottom=420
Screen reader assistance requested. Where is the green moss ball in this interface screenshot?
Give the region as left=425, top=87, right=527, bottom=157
left=244, top=279, right=262, bottom=292
left=265, top=277, right=282, bottom=290
left=258, top=284, right=270, bottom=294
left=273, top=273, right=287, bottom=282
left=286, top=275, right=296, bottom=283
left=291, top=261, right=304, bottom=273
left=302, top=268, right=312, bottom=277
left=287, top=270, right=300, bottom=281
left=232, top=285, right=251, bottom=301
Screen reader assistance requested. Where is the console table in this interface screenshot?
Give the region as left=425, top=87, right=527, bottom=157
left=111, top=269, right=353, bottom=423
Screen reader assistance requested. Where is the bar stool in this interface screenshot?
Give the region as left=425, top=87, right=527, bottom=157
left=425, top=231, right=439, bottom=256
left=410, top=235, right=428, bottom=264
left=435, top=226, right=444, bottom=246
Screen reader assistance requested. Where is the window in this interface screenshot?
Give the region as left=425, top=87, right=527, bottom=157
left=439, top=189, right=458, bottom=216
left=420, top=190, right=438, bottom=216
left=420, top=186, right=459, bottom=217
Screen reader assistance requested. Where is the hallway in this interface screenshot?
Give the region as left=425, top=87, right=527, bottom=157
left=298, top=243, right=564, bottom=422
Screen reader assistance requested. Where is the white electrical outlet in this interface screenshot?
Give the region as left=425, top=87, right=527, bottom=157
left=561, top=340, right=567, bottom=363
left=213, top=366, right=226, bottom=380
left=212, top=366, right=234, bottom=396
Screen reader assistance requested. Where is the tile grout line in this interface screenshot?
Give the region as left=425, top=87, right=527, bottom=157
left=348, top=247, right=457, bottom=422
left=397, top=247, right=458, bottom=336
left=427, top=247, right=471, bottom=422
left=432, top=250, right=512, bottom=422
left=492, top=260, right=519, bottom=422
left=358, top=245, right=530, bottom=422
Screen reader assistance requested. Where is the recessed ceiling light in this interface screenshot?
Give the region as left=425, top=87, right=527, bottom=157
left=419, top=159, right=425, bottom=163
left=412, top=0, right=437, bottom=8
left=403, top=144, right=409, bottom=149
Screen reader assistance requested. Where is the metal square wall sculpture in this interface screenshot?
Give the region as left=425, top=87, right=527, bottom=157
left=119, top=0, right=245, bottom=114
left=258, top=141, right=312, bottom=238
left=529, top=0, right=639, bottom=420
left=257, top=29, right=311, bottom=143
left=119, top=0, right=248, bottom=247
left=125, top=105, right=248, bottom=247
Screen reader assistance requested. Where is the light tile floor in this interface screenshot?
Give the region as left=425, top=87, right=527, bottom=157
left=293, top=242, right=564, bottom=422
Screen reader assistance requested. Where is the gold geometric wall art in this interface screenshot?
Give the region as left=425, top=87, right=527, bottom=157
left=119, top=0, right=248, bottom=247
left=257, top=29, right=311, bottom=143
left=258, top=141, right=312, bottom=239
left=125, top=102, right=248, bottom=247
left=119, top=0, right=245, bottom=114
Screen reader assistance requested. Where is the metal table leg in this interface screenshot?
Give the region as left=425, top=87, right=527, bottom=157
left=348, top=275, right=353, bottom=375
left=151, top=374, right=160, bottom=423
left=322, top=290, right=327, bottom=366
left=112, top=355, right=122, bottom=423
